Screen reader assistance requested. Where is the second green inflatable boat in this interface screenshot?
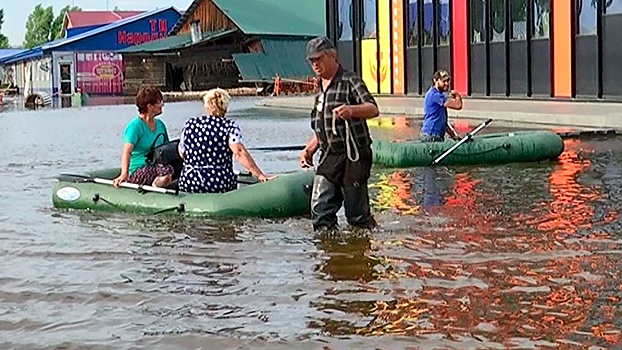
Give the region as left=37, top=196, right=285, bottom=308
left=372, top=130, right=565, bottom=168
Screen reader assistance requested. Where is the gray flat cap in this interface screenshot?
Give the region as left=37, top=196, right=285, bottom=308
left=306, top=36, right=336, bottom=59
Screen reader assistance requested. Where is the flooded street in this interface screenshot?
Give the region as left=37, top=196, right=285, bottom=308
left=1, top=98, right=621, bottom=349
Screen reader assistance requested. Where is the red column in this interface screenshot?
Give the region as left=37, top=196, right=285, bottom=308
left=451, top=0, right=469, bottom=95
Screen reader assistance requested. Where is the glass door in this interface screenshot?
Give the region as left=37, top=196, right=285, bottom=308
left=59, top=62, right=73, bottom=107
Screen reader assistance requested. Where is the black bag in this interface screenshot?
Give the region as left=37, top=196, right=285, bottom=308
left=146, top=134, right=183, bottom=179
left=148, top=139, right=181, bottom=166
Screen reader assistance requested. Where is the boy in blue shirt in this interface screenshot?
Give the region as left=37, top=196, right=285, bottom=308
left=421, top=69, right=463, bottom=142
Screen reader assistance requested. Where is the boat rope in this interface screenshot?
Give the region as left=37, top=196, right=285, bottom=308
left=330, top=115, right=360, bottom=162
left=153, top=203, right=186, bottom=215
left=91, top=194, right=119, bottom=208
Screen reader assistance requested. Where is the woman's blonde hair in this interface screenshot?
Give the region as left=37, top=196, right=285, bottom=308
left=203, top=88, right=231, bottom=117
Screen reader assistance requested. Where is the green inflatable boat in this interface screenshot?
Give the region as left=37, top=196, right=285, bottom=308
left=52, top=168, right=314, bottom=218
left=372, top=130, right=565, bottom=168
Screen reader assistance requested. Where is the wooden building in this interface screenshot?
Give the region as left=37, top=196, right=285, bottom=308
left=119, top=0, right=325, bottom=96
left=120, top=29, right=242, bottom=95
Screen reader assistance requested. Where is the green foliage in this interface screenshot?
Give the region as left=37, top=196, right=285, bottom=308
left=23, top=4, right=54, bottom=48
left=23, top=4, right=82, bottom=48
left=0, top=9, right=9, bottom=49
left=51, top=6, right=81, bottom=40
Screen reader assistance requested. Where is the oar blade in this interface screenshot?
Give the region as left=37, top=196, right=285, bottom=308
left=56, top=174, right=94, bottom=183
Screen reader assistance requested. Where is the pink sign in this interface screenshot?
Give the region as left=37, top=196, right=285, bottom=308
left=76, top=52, right=124, bottom=95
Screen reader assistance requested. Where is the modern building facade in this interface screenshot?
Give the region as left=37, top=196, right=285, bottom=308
left=325, top=0, right=622, bottom=100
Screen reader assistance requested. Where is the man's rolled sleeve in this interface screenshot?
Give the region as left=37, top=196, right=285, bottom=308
left=348, top=75, right=377, bottom=106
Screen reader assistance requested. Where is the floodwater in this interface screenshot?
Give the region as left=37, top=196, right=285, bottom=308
left=1, top=98, right=622, bottom=349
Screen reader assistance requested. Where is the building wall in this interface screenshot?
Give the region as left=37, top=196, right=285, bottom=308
left=123, top=42, right=241, bottom=96
left=22, top=56, right=53, bottom=97
left=328, top=0, right=622, bottom=100
left=123, top=55, right=168, bottom=96
left=177, top=0, right=237, bottom=34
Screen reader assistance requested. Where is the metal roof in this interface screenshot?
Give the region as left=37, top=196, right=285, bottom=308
left=1, top=48, right=43, bottom=65
left=65, top=11, right=145, bottom=29
left=0, top=49, right=26, bottom=61
left=171, top=0, right=325, bottom=36
left=213, top=0, right=324, bottom=36
left=118, top=28, right=237, bottom=53
left=232, top=37, right=314, bottom=82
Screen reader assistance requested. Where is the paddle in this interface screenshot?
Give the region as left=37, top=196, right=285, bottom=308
left=248, top=145, right=306, bottom=152
left=57, top=174, right=179, bottom=194
left=58, top=171, right=260, bottom=191
left=432, top=118, right=493, bottom=165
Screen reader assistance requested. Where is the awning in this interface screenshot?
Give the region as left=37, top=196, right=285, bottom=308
left=232, top=37, right=314, bottom=82
left=118, top=29, right=237, bottom=53
left=1, top=48, right=43, bottom=65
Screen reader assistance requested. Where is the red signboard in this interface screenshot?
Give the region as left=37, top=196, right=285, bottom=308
left=76, top=52, right=124, bottom=95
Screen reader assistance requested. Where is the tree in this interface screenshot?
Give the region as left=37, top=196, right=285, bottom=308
left=0, top=9, right=9, bottom=49
left=23, top=5, right=54, bottom=48
left=50, top=5, right=81, bottom=40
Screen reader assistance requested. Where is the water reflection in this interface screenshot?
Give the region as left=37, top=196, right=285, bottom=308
left=5, top=99, right=622, bottom=348
left=309, top=143, right=622, bottom=348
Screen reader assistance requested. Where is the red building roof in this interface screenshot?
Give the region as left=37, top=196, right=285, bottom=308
left=65, top=11, right=145, bottom=29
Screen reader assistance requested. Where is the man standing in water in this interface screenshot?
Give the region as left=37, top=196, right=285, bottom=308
left=421, top=69, right=463, bottom=142
left=299, top=36, right=379, bottom=231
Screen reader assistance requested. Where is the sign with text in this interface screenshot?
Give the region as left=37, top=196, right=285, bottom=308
left=117, top=19, right=168, bottom=46
left=76, top=52, right=124, bottom=95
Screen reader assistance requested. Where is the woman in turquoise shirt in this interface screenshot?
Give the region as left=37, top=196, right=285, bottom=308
left=112, top=87, right=173, bottom=188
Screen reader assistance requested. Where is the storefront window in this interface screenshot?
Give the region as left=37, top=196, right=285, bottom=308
left=472, top=0, right=487, bottom=43
left=533, top=0, right=550, bottom=38
left=363, top=0, right=377, bottom=38
left=422, top=1, right=434, bottom=46
left=338, top=0, right=353, bottom=40
left=438, top=0, right=451, bottom=45
left=407, top=0, right=451, bottom=47
left=407, top=0, right=419, bottom=47
left=490, top=0, right=506, bottom=42
left=604, top=0, right=622, bottom=14
left=511, top=0, right=527, bottom=40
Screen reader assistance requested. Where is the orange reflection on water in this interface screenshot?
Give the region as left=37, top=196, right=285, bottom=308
left=371, top=171, right=420, bottom=215
left=356, top=251, right=621, bottom=347
left=519, top=139, right=618, bottom=235
left=314, top=141, right=622, bottom=347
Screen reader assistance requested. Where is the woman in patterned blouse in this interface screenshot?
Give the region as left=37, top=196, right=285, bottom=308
left=177, top=88, right=275, bottom=193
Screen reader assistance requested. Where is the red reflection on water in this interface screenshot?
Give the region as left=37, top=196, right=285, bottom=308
left=518, top=139, right=617, bottom=235
left=349, top=142, right=622, bottom=347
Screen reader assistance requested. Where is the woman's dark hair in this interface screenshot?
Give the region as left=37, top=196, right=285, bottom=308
left=136, top=86, right=163, bottom=113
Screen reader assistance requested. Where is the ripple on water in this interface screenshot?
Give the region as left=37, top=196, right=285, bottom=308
left=2, top=104, right=622, bottom=348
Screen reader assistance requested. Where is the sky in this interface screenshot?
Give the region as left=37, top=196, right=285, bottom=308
left=2, top=0, right=194, bottom=47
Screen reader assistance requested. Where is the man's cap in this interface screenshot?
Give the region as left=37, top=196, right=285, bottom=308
left=433, top=69, right=451, bottom=81
left=306, top=36, right=336, bottom=59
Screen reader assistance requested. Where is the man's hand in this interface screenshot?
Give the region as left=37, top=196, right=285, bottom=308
left=332, top=105, right=354, bottom=120
left=299, top=149, right=315, bottom=168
